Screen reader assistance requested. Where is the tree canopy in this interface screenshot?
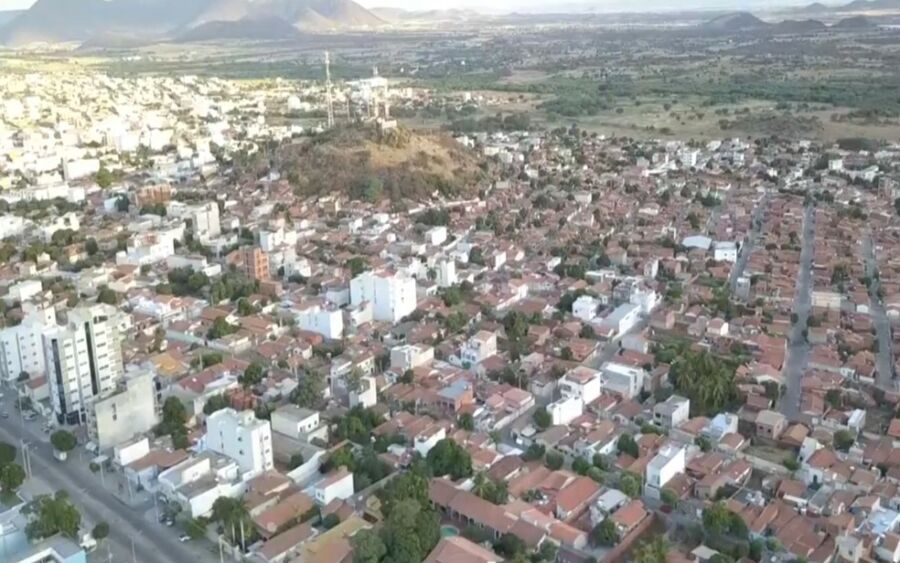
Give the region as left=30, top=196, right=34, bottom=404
left=24, top=491, right=81, bottom=540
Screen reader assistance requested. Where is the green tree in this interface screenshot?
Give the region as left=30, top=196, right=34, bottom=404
left=351, top=529, right=387, bottom=563
left=92, top=521, right=110, bottom=541
left=202, top=395, right=229, bottom=416
left=833, top=430, right=855, bottom=452
left=96, top=286, right=118, bottom=305
left=346, top=257, right=368, bottom=277
left=50, top=431, right=77, bottom=454
left=426, top=439, right=472, bottom=480
left=545, top=451, right=564, bottom=470
left=95, top=167, right=113, bottom=189
left=0, top=463, right=26, bottom=496
left=294, top=371, right=326, bottom=409
left=572, top=456, right=591, bottom=475
left=661, top=488, right=679, bottom=508
left=592, top=518, right=619, bottom=546
left=634, top=535, right=669, bottom=563
left=783, top=456, right=801, bottom=472
left=24, top=491, right=81, bottom=540
left=617, top=433, right=639, bottom=458
left=703, top=502, right=732, bottom=536
left=0, top=442, right=15, bottom=465
left=207, top=317, right=239, bottom=340
left=670, top=350, right=738, bottom=416
left=240, top=362, right=265, bottom=388
left=457, top=413, right=475, bottom=431
left=533, top=407, right=552, bottom=430
left=619, top=472, right=641, bottom=498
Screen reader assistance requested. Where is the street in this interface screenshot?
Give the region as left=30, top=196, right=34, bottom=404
left=863, top=234, right=895, bottom=389
left=730, top=192, right=770, bottom=292
left=779, top=203, right=815, bottom=419
left=0, top=393, right=217, bottom=563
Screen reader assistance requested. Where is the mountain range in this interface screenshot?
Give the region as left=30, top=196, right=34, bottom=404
left=0, top=0, right=385, bottom=46
left=700, top=11, right=878, bottom=33
left=794, top=0, right=900, bottom=12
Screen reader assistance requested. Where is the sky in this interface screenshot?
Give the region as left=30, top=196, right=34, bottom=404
left=0, top=0, right=822, bottom=12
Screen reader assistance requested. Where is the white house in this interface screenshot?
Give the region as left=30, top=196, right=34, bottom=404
left=312, top=468, right=354, bottom=506
left=714, top=241, right=738, bottom=263
left=459, top=331, right=497, bottom=367
left=645, top=444, right=686, bottom=499
left=573, top=295, right=600, bottom=322
left=653, top=395, right=690, bottom=429
left=547, top=394, right=583, bottom=426
left=599, top=303, right=641, bottom=339
left=559, top=366, right=602, bottom=406
left=600, top=362, right=645, bottom=400
left=270, top=405, right=320, bottom=439
left=390, top=344, right=434, bottom=372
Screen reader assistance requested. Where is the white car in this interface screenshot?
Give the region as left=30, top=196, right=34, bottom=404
left=178, top=534, right=190, bottom=542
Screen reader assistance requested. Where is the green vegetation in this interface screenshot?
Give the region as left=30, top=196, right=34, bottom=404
left=50, top=431, right=77, bottom=455
left=426, top=438, right=473, bottom=480
left=155, top=397, right=190, bottom=449
left=670, top=350, right=738, bottom=416
left=24, top=491, right=81, bottom=540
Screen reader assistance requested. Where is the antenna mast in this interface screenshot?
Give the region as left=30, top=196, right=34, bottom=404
left=324, top=51, right=335, bottom=129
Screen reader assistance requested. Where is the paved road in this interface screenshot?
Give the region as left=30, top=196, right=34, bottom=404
left=0, top=394, right=216, bottom=563
left=779, top=203, right=815, bottom=420
left=863, top=234, right=896, bottom=388
left=729, top=192, right=770, bottom=292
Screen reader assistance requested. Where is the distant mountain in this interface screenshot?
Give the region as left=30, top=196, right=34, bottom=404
left=700, top=12, right=770, bottom=32
left=795, top=2, right=831, bottom=12
left=772, top=18, right=828, bottom=33
left=836, top=0, right=900, bottom=11
left=371, top=7, right=481, bottom=23
left=832, top=15, right=878, bottom=28
left=177, top=16, right=302, bottom=41
left=0, top=0, right=384, bottom=46
left=0, top=10, right=24, bottom=27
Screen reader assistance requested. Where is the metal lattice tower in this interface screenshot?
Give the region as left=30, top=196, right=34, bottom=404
left=324, top=51, right=335, bottom=129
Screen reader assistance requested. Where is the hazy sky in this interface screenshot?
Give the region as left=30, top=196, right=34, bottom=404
left=0, top=0, right=819, bottom=12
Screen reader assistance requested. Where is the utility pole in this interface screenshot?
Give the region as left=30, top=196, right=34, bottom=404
left=131, top=537, right=136, bottom=563
left=324, top=51, right=335, bottom=129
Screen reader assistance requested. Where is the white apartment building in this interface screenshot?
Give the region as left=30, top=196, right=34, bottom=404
left=117, top=232, right=176, bottom=266
left=600, top=362, right=645, bottom=400
left=436, top=259, right=457, bottom=288
left=295, top=303, right=343, bottom=340
left=205, top=408, right=274, bottom=479
left=312, top=468, right=354, bottom=506
left=0, top=304, right=53, bottom=382
left=645, top=444, right=686, bottom=499
left=88, top=371, right=157, bottom=450
left=43, top=305, right=124, bottom=425
left=559, top=366, right=602, bottom=406
left=188, top=202, right=221, bottom=243
left=350, top=269, right=417, bottom=323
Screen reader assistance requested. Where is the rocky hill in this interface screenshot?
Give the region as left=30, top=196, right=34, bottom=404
left=273, top=126, right=485, bottom=203
left=700, top=12, right=770, bottom=32
left=0, top=0, right=384, bottom=46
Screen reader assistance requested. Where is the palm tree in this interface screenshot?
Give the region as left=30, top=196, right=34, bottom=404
left=472, top=472, right=490, bottom=499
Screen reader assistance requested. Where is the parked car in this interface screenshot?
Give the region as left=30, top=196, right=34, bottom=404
left=178, top=534, right=190, bottom=542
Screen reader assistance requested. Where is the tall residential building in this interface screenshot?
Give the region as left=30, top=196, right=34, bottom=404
left=205, top=408, right=274, bottom=478
left=43, top=304, right=125, bottom=425
left=350, top=269, right=417, bottom=323
left=241, top=246, right=270, bottom=281
left=0, top=303, right=54, bottom=383
left=189, top=202, right=221, bottom=242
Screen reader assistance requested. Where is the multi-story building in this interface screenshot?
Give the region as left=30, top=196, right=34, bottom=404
left=350, top=269, right=417, bottom=323
left=87, top=371, right=158, bottom=450
left=241, top=246, right=270, bottom=282
left=0, top=304, right=53, bottom=383
left=188, top=202, right=221, bottom=242
left=645, top=444, right=686, bottom=499
left=205, top=408, right=274, bottom=479
left=43, top=304, right=125, bottom=425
